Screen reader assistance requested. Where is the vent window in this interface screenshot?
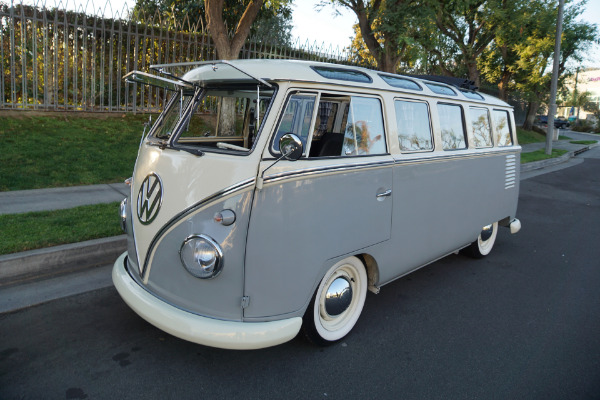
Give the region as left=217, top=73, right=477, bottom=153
left=426, top=83, right=457, bottom=96
left=311, top=66, right=372, bottom=83
left=379, top=74, right=422, bottom=91
left=461, top=90, right=484, bottom=100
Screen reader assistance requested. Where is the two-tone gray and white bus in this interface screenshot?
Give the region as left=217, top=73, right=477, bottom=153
left=113, top=59, right=522, bottom=349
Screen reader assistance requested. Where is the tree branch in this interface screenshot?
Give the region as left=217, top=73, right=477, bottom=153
left=230, top=0, right=264, bottom=57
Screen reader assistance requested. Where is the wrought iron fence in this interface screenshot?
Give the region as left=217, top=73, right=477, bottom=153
left=0, top=1, right=351, bottom=112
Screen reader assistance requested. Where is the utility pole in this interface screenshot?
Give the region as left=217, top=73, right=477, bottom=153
left=546, top=0, right=565, bottom=155
left=574, top=67, right=580, bottom=120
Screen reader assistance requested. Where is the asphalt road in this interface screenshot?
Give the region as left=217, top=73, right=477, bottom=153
left=1, top=148, right=600, bottom=400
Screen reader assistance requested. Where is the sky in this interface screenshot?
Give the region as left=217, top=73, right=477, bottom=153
left=290, top=1, right=355, bottom=50
left=12, top=0, right=600, bottom=67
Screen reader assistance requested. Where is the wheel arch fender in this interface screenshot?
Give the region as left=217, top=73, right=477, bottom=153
left=300, top=252, right=377, bottom=318
left=356, top=253, right=380, bottom=294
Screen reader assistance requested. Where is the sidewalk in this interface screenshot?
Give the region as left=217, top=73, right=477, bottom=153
left=0, top=182, right=129, bottom=215
left=520, top=138, right=596, bottom=154
left=520, top=133, right=599, bottom=172
left=0, top=137, right=598, bottom=311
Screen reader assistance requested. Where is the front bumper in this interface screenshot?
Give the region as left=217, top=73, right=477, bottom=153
left=112, top=252, right=302, bottom=350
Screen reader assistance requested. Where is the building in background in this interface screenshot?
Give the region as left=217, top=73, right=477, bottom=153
left=558, top=68, right=600, bottom=122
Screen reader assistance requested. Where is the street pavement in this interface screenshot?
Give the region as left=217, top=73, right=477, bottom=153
left=0, top=145, right=598, bottom=399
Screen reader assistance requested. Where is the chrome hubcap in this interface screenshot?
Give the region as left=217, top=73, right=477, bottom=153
left=324, top=277, right=353, bottom=317
left=480, top=223, right=494, bottom=242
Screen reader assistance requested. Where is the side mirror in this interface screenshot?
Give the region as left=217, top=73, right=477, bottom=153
left=256, top=133, right=304, bottom=191
left=279, top=133, right=303, bottom=161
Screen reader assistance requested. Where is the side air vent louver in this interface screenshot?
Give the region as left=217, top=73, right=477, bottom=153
left=505, top=154, right=517, bottom=189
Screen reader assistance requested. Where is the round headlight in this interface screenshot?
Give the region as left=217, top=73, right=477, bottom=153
left=179, top=235, right=223, bottom=279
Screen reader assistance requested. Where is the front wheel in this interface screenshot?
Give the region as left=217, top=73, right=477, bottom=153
left=461, top=222, right=499, bottom=258
left=302, top=256, right=367, bottom=346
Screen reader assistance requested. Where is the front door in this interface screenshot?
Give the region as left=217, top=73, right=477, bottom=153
left=243, top=90, right=394, bottom=318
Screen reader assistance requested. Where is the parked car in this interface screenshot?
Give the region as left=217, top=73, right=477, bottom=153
left=555, top=116, right=570, bottom=128
left=534, top=115, right=570, bottom=128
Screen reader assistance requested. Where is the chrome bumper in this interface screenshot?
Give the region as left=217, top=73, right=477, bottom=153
left=112, top=252, right=302, bottom=350
left=509, top=218, right=522, bottom=234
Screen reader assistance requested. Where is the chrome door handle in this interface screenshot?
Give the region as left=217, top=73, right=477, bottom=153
left=376, top=189, right=392, bottom=198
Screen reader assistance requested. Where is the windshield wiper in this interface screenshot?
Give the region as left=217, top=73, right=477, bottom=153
left=177, top=146, right=205, bottom=157
left=148, top=139, right=204, bottom=156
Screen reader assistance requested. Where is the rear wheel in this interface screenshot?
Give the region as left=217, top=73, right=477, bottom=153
left=302, top=256, right=367, bottom=346
left=461, top=222, right=498, bottom=258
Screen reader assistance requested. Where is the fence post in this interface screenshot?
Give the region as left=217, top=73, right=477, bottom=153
left=82, top=9, right=87, bottom=110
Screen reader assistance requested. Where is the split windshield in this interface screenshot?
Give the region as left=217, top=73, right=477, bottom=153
left=149, top=84, right=275, bottom=154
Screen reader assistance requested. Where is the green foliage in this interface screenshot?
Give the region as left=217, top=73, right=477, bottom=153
left=560, top=89, right=593, bottom=108
left=500, top=1, right=596, bottom=109
left=0, top=114, right=147, bottom=191
left=132, top=0, right=294, bottom=45
left=479, top=0, right=551, bottom=100
left=582, top=98, right=600, bottom=122
left=570, top=120, right=599, bottom=133
left=334, top=0, right=598, bottom=114
left=421, top=0, right=502, bottom=84
left=0, top=202, right=122, bottom=255
left=329, top=0, right=428, bottom=72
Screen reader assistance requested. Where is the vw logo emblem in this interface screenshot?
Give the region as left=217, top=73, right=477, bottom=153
left=137, top=173, right=163, bottom=225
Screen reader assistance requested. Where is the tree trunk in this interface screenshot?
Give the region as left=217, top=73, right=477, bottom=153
left=466, top=59, right=480, bottom=88
left=205, top=0, right=263, bottom=136
left=216, top=97, right=237, bottom=137
left=498, top=70, right=511, bottom=102
left=522, top=101, right=540, bottom=130
left=205, top=0, right=263, bottom=60
left=379, top=52, right=400, bottom=73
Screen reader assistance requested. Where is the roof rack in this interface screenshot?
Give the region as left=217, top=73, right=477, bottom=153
left=410, top=75, right=478, bottom=91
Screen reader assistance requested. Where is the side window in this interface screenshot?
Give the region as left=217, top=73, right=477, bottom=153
left=313, top=101, right=339, bottom=140
left=273, top=93, right=316, bottom=153
left=342, top=97, right=386, bottom=156
left=493, top=110, right=513, bottom=147
left=438, top=103, right=467, bottom=150
left=395, top=99, right=433, bottom=152
left=470, top=107, right=493, bottom=148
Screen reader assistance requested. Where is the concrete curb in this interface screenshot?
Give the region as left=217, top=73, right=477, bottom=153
left=521, top=143, right=597, bottom=173
left=0, top=235, right=126, bottom=287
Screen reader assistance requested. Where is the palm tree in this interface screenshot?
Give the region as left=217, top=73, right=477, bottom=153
left=561, top=89, right=593, bottom=121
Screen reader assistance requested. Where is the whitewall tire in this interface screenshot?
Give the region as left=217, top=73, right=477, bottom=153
left=462, top=221, right=498, bottom=258
left=302, top=256, right=367, bottom=346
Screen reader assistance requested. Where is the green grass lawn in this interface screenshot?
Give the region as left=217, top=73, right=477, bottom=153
left=0, top=113, right=150, bottom=191
left=521, top=149, right=568, bottom=164
left=516, top=127, right=572, bottom=144
left=0, top=202, right=122, bottom=255
left=516, top=128, right=545, bottom=144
